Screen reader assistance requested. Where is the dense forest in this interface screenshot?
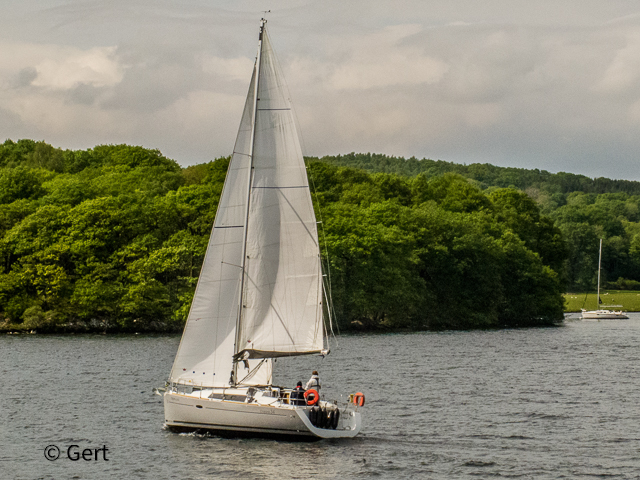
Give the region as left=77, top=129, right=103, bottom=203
left=313, top=153, right=640, bottom=293
left=0, top=140, right=632, bottom=333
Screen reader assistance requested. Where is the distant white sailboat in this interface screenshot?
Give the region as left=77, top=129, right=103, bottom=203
left=581, top=239, right=628, bottom=320
left=162, top=19, right=363, bottom=440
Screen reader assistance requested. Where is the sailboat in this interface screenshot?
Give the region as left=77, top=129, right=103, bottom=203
left=581, top=239, right=628, bottom=320
left=162, top=19, right=363, bottom=440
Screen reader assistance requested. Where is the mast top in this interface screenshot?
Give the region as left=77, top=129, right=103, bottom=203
left=259, top=17, right=267, bottom=41
left=260, top=13, right=269, bottom=31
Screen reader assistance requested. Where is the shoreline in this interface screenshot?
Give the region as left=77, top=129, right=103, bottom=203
left=0, top=321, right=565, bottom=335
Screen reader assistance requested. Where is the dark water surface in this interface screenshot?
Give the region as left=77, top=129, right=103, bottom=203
left=2, top=316, right=640, bottom=479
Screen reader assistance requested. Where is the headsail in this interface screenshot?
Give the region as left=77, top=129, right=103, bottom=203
left=169, top=21, right=323, bottom=387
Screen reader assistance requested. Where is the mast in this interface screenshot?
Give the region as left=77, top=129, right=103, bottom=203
left=232, top=19, right=266, bottom=383
left=597, top=238, right=602, bottom=310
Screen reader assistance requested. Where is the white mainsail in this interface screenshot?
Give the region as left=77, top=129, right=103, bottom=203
left=169, top=22, right=323, bottom=387
left=236, top=28, right=324, bottom=360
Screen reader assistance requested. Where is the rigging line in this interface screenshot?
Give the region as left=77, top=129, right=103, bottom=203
left=237, top=358, right=266, bottom=384
left=325, top=270, right=338, bottom=335
left=277, top=190, right=318, bottom=247
left=267, top=296, right=297, bottom=347
left=301, top=160, right=337, bottom=331
left=232, top=151, right=251, bottom=157
left=306, top=164, right=337, bottom=337
left=322, top=303, right=328, bottom=347
left=323, top=276, right=339, bottom=341
left=221, top=261, right=243, bottom=268
left=325, top=275, right=339, bottom=337
left=321, top=281, right=330, bottom=344
left=316, top=192, right=338, bottom=333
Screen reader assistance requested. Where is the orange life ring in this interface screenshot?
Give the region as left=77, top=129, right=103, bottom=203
left=353, top=392, right=365, bottom=407
left=304, top=389, right=319, bottom=406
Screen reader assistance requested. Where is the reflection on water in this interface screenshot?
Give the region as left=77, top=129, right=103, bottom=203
left=2, top=316, right=640, bottom=479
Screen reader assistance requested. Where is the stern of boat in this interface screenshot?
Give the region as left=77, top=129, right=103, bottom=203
left=294, top=401, right=362, bottom=439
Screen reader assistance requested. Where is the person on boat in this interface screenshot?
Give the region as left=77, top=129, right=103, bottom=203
left=290, top=381, right=306, bottom=406
left=305, top=371, right=321, bottom=392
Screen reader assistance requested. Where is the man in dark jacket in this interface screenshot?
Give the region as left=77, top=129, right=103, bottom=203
left=290, top=381, right=306, bottom=406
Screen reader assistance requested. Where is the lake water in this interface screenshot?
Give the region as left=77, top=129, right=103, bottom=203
left=2, top=315, right=640, bottom=479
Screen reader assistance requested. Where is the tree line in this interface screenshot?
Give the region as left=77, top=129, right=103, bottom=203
left=0, top=139, right=589, bottom=332
left=314, top=153, right=640, bottom=293
left=313, top=152, right=640, bottom=196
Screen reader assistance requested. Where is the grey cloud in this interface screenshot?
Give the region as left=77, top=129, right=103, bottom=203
left=0, top=106, right=32, bottom=137
left=16, top=67, right=37, bottom=87
left=65, top=83, right=102, bottom=105
left=98, top=46, right=204, bottom=113
left=95, top=39, right=253, bottom=114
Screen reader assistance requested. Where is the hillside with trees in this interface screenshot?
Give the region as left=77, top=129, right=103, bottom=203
left=312, top=152, right=640, bottom=196
left=0, top=140, right=567, bottom=333
left=313, top=153, right=640, bottom=294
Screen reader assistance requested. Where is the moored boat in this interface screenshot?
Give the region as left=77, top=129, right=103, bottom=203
left=581, top=239, right=628, bottom=320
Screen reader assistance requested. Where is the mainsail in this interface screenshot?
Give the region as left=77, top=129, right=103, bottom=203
left=169, top=21, right=324, bottom=387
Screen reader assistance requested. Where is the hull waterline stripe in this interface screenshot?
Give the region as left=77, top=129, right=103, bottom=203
left=167, top=420, right=310, bottom=434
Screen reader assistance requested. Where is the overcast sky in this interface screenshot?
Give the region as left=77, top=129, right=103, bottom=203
left=2, top=1, right=640, bottom=180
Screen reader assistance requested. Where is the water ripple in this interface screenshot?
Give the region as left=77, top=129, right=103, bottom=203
left=2, top=318, right=640, bottom=478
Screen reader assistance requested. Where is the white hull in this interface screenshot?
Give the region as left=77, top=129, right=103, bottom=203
left=164, top=389, right=361, bottom=440
left=581, top=309, right=629, bottom=320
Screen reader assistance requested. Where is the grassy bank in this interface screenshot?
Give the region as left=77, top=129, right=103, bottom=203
left=564, top=290, right=640, bottom=312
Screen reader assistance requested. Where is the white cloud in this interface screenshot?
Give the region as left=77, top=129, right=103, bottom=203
left=595, top=31, right=640, bottom=96
left=324, top=24, right=449, bottom=90
left=0, top=43, right=124, bottom=91
left=33, top=46, right=124, bottom=90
